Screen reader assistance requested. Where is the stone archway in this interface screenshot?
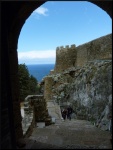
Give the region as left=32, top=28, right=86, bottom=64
left=1, top=1, right=112, bottom=149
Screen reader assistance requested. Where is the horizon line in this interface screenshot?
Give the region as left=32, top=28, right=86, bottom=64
left=18, top=63, right=55, bottom=65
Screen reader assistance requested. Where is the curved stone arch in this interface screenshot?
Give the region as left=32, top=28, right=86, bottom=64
left=1, top=1, right=112, bottom=148
left=7, top=0, right=112, bottom=106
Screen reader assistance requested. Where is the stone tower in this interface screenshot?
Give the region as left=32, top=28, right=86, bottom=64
left=54, top=44, right=77, bottom=73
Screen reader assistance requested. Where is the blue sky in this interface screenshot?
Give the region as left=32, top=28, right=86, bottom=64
left=17, top=1, right=112, bottom=65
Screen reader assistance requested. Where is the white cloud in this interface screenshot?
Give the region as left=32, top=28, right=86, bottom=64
left=18, top=50, right=55, bottom=59
left=18, top=58, right=55, bottom=65
left=18, top=50, right=56, bottom=64
left=34, top=6, right=49, bottom=16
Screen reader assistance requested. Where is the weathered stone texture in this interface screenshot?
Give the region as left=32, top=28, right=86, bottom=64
left=76, top=34, right=112, bottom=67
left=54, top=34, right=112, bottom=72
left=43, top=34, right=112, bottom=131
left=47, top=60, right=112, bottom=131
left=55, top=45, right=76, bottom=73
left=44, top=77, right=54, bottom=101
left=22, top=95, right=52, bottom=137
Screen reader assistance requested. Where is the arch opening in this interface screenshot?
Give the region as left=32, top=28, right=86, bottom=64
left=1, top=1, right=112, bottom=148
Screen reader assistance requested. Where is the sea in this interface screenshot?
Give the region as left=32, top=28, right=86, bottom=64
left=27, top=64, right=55, bottom=83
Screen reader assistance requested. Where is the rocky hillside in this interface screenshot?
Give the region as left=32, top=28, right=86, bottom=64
left=42, top=59, right=112, bottom=131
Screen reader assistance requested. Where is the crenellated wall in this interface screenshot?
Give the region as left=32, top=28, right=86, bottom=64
left=76, top=34, right=112, bottom=67
left=54, top=44, right=77, bottom=73
left=54, top=34, right=112, bottom=73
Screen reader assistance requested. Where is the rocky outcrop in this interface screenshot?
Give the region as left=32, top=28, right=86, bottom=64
left=44, top=59, right=112, bottom=131
left=41, top=34, right=112, bottom=131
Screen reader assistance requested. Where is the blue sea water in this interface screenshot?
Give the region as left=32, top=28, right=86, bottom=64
left=27, top=64, right=55, bottom=82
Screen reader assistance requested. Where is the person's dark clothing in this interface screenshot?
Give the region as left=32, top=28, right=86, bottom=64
left=62, top=109, right=67, bottom=120
left=67, top=107, right=73, bottom=120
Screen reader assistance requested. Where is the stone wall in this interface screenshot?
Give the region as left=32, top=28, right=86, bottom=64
left=43, top=77, right=63, bottom=120
left=44, top=77, right=54, bottom=101
left=33, top=95, right=51, bottom=124
left=76, top=34, right=112, bottom=67
left=54, top=45, right=76, bottom=73
left=54, top=34, right=112, bottom=73
left=22, top=95, right=52, bottom=137
left=22, top=96, right=35, bottom=137
left=43, top=33, right=112, bottom=131
left=43, top=34, right=112, bottom=124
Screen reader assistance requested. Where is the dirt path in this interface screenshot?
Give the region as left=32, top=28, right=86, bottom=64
left=23, top=119, right=112, bottom=149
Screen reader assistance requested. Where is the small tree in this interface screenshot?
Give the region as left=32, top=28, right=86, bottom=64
left=18, top=63, right=39, bottom=102
left=29, top=75, right=38, bottom=94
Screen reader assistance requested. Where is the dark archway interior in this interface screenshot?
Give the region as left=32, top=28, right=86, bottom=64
left=1, top=1, right=112, bottom=149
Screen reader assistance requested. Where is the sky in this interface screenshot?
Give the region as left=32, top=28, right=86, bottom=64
left=17, top=1, right=112, bottom=65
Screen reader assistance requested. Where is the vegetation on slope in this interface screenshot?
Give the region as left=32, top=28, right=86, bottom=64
left=18, top=63, right=39, bottom=102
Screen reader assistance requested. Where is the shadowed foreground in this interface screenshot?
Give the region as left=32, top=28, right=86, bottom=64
left=22, top=119, right=112, bottom=149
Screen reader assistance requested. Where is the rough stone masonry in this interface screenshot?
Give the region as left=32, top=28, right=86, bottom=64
left=42, top=33, right=112, bottom=132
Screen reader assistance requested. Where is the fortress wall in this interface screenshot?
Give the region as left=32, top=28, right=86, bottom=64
left=43, top=34, right=112, bottom=120
left=54, top=34, right=112, bottom=72
left=54, top=44, right=77, bottom=73
left=76, top=45, right=88, bottom=67
left=76, top=34, right=112, bottom=67
left=44, top=77, right=54, bottom=101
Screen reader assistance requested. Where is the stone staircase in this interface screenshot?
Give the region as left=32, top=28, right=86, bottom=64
left=21, top=119, right=112, bottom=149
